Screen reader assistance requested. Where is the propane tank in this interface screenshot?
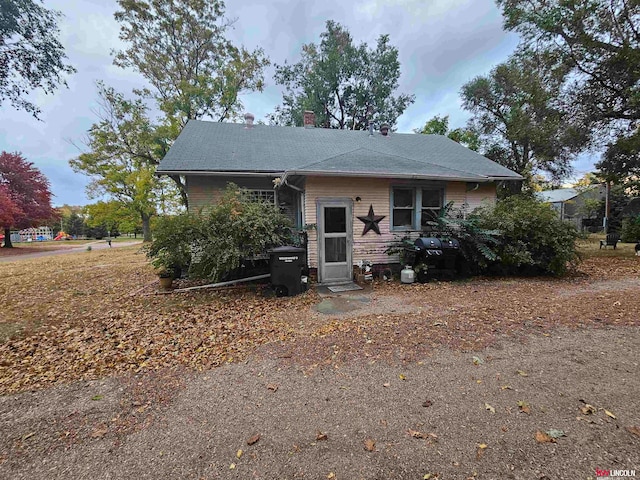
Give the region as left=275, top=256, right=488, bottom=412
left=401, top=265, right=415, bottom=284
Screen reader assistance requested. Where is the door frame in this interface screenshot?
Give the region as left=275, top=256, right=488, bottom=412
left=316, top=197, right=353, bottom=285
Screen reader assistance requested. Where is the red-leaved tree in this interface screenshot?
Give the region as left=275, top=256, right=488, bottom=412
left=0, top=152, right=56, bottom=248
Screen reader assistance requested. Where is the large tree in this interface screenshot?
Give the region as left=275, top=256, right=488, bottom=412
left=0, top=151, right=56, bottom=247
left=108, top=0, right=269, bottom=204
left=70, top=86, right=179, bottom=242
left=415, top=115, right=480, bottom=151
left=496, top=0, right=640, bottom=179
left=0, top=0, right=75, bottom=117
left=271, top=20, right=415, bottom=129
left=461, top=53, right=588, bottom=193
left=85, top=200, right=143, bottom=237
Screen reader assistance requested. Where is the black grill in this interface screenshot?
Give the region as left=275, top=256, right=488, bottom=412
left=411, top=236, right=462, bottom=281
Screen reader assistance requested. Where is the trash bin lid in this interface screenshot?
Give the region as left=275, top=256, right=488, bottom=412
left=269, top=245, right=306, bottom=254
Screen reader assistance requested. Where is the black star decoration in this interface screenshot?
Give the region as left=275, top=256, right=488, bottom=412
left=357, top=204, right=386, bottom=235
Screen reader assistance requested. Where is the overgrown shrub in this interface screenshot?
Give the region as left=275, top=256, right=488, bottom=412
left=145, top=213, right=200, bottom=277
left=146, top=185, right=293, bottom=282
left=424, top=202, right=500, bottom=272
left=475, top=195, right=581, bottom=276
left=385, top=202, right=500, bottom=275
left=621, top=215, right=640, bottom=243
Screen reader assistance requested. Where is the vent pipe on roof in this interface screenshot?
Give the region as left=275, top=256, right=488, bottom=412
left=303, top=110, right=315, bottom=128
left=380, top=123, right=389, bottom=136
left=368, top=121, right=374, bottom=136
left=244, top=112, right=255, bottom=128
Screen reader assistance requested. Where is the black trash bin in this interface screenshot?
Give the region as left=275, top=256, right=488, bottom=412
left=269, top=246, right=307, bottom=296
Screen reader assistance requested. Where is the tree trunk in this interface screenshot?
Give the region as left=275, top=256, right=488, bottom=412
left=142, top=213, right=152, bottom=242
left=169, top=175, right=188, bottom=209
left=3, top=227, right=13, bottom=248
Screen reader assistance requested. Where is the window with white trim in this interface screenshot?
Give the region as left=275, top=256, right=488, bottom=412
left=391, top=186, right=443, bottom=230
left=246, top=189, right=275, bottom=204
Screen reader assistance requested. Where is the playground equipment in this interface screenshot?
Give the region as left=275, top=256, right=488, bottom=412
left=54, top=231, right=72, bottom=241
left=20, top=226, right=53, bottom=242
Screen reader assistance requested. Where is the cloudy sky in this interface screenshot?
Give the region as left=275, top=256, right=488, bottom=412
left=0, top=0, right=595, bottom=206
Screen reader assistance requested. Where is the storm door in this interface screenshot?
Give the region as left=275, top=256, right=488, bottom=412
left=318, top=199, right=352, bottom=284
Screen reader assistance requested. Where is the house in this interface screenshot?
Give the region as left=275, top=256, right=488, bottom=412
left=538, top=186, right=606, bottom=230
left=156, top=112, right=522, bottom=284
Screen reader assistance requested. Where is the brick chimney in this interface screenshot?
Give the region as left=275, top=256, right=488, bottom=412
left=244, top=112, right=255, bottom=128
left=380, top=123, right=390, bottom=136
left=303, top=110, right=316, bottom=128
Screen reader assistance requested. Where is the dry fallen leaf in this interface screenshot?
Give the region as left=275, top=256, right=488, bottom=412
left=485, top=403, right=496, bottom=414
left=229, top=463, right=236, bottom=470
left=236, top=449, right=243, bottom=459
left=604, top=409, right=617, bottom=419
left=626, top=426, right=640, bottom=437
left=518, top=400, right=531, bottom=414
left=267, top=383, right=279, bottom=392
left=364, top=438, right=376, bottom=452
left=534, top=431, right=555, bottom=443
left=546, top=429, right=566, bottom=439
left=422, top=399, right=433, bottom=408
left=476, top=443, right=488, bottom=460
left=316, top=431, right=328, bottom=441
left=579, top=404, right=596, bottom=415
left=407, top=429, right=427, bottom=439
left=501, top=385, right=513, bottom=390
left=472, top=356, right=484, bottom=365
left=247, top=433, right=261, bottom=445
left=516, top=370, right=528, bottom=377
left=383, top=383, right=390, bottom=388
left=90, top=424, right=108, bottom=438
left=398, top=374, right=406, bottom=381
left=327, top=473, right=335, bottom=479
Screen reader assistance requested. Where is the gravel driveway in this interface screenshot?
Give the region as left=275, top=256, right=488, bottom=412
left=1, top=326, right=639, bottom=480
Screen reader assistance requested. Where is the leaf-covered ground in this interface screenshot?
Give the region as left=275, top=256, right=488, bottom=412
left=0, top=246, right=317, bottom=393
left=1, top=242, right=639, bottom=478
left=1, top=243, right=639, bottom=395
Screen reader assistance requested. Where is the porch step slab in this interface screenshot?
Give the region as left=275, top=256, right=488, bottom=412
left=315, top=295, right=371, bottom=315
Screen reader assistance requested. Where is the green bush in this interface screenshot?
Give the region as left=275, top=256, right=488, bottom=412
left=146, top=185, right=293, bottom=282
left=424, top=202, right=500, bottom=272
left=621, top=215, right=640, bottom=243
left=145, top=213, right=200, bottom=277
left=385, top=203, right=501, bottom=276
left=475, top=195, right=581, bottom=276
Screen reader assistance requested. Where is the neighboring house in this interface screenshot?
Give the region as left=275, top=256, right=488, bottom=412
left=157, top=113, right=522, bottom=285
left=538, top=186, right=606, bottom=230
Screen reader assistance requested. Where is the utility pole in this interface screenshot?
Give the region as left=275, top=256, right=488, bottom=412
left=604, top=180, right=610, bottom=234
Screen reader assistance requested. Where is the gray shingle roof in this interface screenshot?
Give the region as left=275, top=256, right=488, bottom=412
left=157, top=120, right=522, bottom=181
left=537, top=188, right=581, bottom=203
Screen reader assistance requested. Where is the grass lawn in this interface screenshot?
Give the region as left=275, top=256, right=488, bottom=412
left=579, top=234, right=637, bottom=258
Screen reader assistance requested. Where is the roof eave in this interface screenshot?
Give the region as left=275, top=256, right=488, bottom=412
left=487, top=175, right=524, bottom=181
left=155, top=170, right=284, bottom=177
left=288, top=170, right=489, bottom=182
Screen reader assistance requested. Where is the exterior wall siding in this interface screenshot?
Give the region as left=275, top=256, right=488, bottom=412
left=445, top=182, right=467, bottom=209
left=186, top=174, right=498, bottom=271
left=467, top=183, right=496, bottom=212
left=305, top=176, right=395, bottom=268
left=305, top=176, right=498, bottom=269
left=186, top=175, right=276, bottom=212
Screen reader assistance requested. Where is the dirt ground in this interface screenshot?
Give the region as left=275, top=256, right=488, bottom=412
left=1, top=243, right=639, bottom=479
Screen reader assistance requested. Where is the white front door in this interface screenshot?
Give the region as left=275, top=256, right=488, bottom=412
left=318, top=199, right=353, bottom=284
